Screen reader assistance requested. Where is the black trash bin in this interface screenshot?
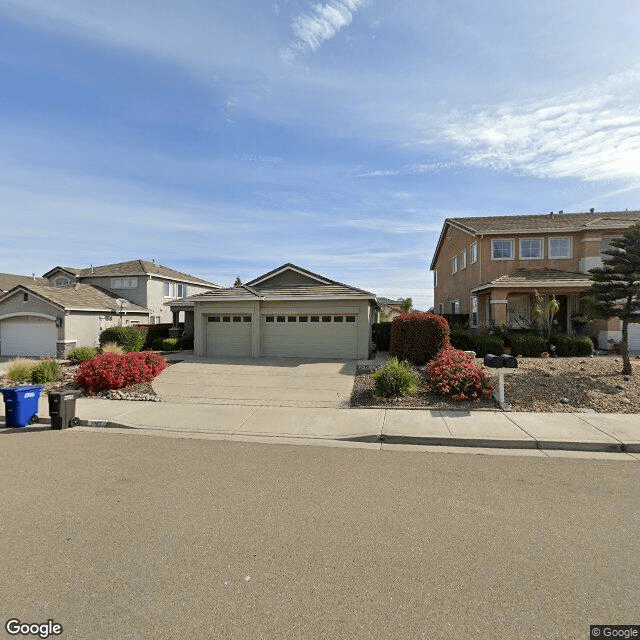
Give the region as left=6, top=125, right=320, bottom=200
left=48, top=389, right=82, bottom=430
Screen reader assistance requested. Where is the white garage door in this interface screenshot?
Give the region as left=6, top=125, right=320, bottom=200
left=261, top=313, right=358, bottom=359
left=1, top=316, right=57, bottom=357
left=206, top=315, right=252, bottom=356
left=629, top=323, right=640, bottom=351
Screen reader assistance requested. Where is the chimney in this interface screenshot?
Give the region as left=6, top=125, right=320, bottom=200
left=549, top=211, right=554, bottom=216
left=91, top=264, right=94, bottom=274
left=32, top=273, right=35, bottom=280
left=590, top=208, right=595, bottom=213
left=559, top=210, right=563, bottom=214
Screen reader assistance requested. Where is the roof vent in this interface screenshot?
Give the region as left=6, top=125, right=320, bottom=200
left=590, top=208, right=595, bottom=213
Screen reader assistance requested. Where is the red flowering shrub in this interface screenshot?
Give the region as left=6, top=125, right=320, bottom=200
left=426, top=347, right=493, bottom=402
left=389, top=312, right=450, bottom=365
left=76, top=352, right=166, bottom=392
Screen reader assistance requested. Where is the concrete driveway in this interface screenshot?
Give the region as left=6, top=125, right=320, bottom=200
left=152, top=356, right=357, bottom=408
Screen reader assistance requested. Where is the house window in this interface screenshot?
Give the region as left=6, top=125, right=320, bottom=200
left=53, top=277, right=70, bottom=287
left=266, top=316, right=275, bottom=322
left=112, top=277, right=138, bottom=289
left=433, top=270, right=438, bottom=288
left=460, top=250, right=467, bottom=269
left=233, top=316, right=242, bottom=322
left=451, top=300, right=460, bottom=314
left=222, top=316, right=231, bottom=322
left=549, top=237, right=571, bottom=259
left=23, top=293, right=28, bottom=302
left=492, top=239, right=513, bottom=260
left=287, top=316, right=297, bottom=322
left=243, top=316, right=251, bottom=322
left=470, top=242, right=478, bottom=264
left=345, top=316, right=356, bottom=323
left=177, top=284, right=186, bottom=297
left=277, top=316, right=285, bottom=322
left=299, top=316, right=308, bottom=322
left=334, top=316, right=344, bottom=322
left=451, top=256, right=458, bottom=274
left=310, top=316, right=320, bottom=322
left=322, top=316, right=331, bottom=322
left=520, top=238, right=543, bottom=259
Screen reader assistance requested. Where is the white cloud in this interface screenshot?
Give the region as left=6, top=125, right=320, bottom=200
left=444, top=67, right=640, bottom=186
left=357, top=160, right=460, bottom=178
left=280, top=0, right=370, bottom=61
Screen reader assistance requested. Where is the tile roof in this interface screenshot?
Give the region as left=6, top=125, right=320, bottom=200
left=449, top=210, right=640, bottom=234
left=1, top=282, right=149, bottom=312
left=472, top=268, right=592, bottom=291
left=0, top=273, right=48, bottom=291
left=49, top=259, right=219, bottom=287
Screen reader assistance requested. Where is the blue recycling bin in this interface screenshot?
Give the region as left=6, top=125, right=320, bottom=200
left=1, top=385, right=43, bottom=428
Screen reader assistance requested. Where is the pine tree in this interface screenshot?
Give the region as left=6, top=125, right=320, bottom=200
left=585, top=223, right=640, bottom=375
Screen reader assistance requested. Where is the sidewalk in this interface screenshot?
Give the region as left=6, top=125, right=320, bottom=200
left=1, top=396, right=630, bottom=456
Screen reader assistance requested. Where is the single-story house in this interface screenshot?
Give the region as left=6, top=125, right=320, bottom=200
left=0, top=282, right=149, bottom=358
left=171, top=263, right=379, bottom=359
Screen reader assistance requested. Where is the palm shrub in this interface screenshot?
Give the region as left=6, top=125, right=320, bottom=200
left=372, top=358, right=420, bottom=398
left=6, top=359, right=37, bottom=382
left=389, top=312, right=450, bottom=365
left=427, top=347, right=493, bottom=402
left=30, top=359, right=60, bottom=384
left=99, top=326, right=145, bottom=353
left=68, top=346, right=97, bottom=363
left=101, top=342, right=124, bottom=354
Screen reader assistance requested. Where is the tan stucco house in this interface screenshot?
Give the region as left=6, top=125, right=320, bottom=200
left=430, top=209, right=640, bottom=349
left=0, top=259, right=218, bottom=357
left=173, top=264, right=379, bottom=359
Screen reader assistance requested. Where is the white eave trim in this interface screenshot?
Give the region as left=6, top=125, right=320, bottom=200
left=471, top=280, right=591, bottom=292
left=248, top=265, right=332, bottom=286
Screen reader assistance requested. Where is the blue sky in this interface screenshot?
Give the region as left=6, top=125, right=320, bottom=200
left=2, top=0, right=640, bottom=309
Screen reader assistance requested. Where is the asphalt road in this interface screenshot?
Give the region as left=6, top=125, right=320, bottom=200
left=1, top=429, right=639, bottom=640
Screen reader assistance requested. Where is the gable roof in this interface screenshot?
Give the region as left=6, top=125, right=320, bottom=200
left=471, top=268, right=592, bottom=292
left=0, top=272, right=48, bottom=291
left=44, top=260, right=219, bottom=287
left=181, top=263, right=377, bottom=303
left=0, top=283, right=150, bottom=313
left=431, top=209, right=640, bottom=270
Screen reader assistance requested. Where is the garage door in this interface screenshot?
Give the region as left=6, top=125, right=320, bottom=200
left=629, top=323, right=640, bottom=351
left=206, top=315, right=252, bottom=356
left=1, top=316, right=57, bottom=357
left=261, top=313, right=358, bottom=359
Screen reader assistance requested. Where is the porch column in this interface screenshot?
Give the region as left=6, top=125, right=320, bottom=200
left=168, top=310, right=182, bottom=338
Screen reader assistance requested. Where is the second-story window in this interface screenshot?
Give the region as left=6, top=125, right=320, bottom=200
left=492, top=239, right=514, bottom=260
left=451, top=256, right=458, bottom=274
left=520, top=238, right=543, bottom=259
left=111, top=277, right=138, bottom=289
left=52, top=277, right=70, bottom=287
left=164, top=282, right=187, bottom=298
left=470, top=242, right=478, bottom=263
left=460, top=249, right=467, bottom=269
left=434, top=270, right=438, bottom=287
left=549, top=237, right=571, bottom=259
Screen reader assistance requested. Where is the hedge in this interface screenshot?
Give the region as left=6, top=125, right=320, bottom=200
left=508, top=333, right=547, bottom=357
left=76, top=352, right=166, bottom=392
left=551, top=334, right=594, bottom=357
left=448, top=326, right=475, bottom=352
left=472, top=336, right=504, bottom=358
left=99, top=326, right=146, bottom=352
left=389, top=312, right=449, bottom=365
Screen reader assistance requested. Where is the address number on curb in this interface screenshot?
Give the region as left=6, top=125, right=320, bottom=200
left=86, top=420, right=108, bottom=428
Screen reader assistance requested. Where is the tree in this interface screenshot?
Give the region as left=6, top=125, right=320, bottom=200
left=234, top=277, right=242, bottom=287
left=584, top=223, right=640, bottom=375
left=401, top=297, right=413, bottom=313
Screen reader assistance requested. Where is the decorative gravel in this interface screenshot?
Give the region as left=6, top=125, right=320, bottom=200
left=351, top=355, right=640, bottom=413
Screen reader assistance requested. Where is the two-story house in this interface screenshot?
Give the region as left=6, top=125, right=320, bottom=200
left=0, top=259, right=219, bottom=357
left=430, top=209, right=640, bottom=349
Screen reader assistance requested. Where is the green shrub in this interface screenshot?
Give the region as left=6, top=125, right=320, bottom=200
left=152, top=337, right=179, bottom=351
left=372, top=357, right=420, bottom=398
left=30, top=359, right=60, bottom=384
left=472, top=336, right=504, bottom=358
left=551, top=334, right=594, bottom=357
left=389, top=312, right=450, bottom=365
left=6, top=358, right=37, bottom=382
left=177, top=334, right=194, bottom=350
left=68, top=346, right=97, bottom=363
left=508, top=333, right=547, bottom=357
left=99, top=326, right=145, bottom=353
left=449, top=325, right=475, bottom=351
